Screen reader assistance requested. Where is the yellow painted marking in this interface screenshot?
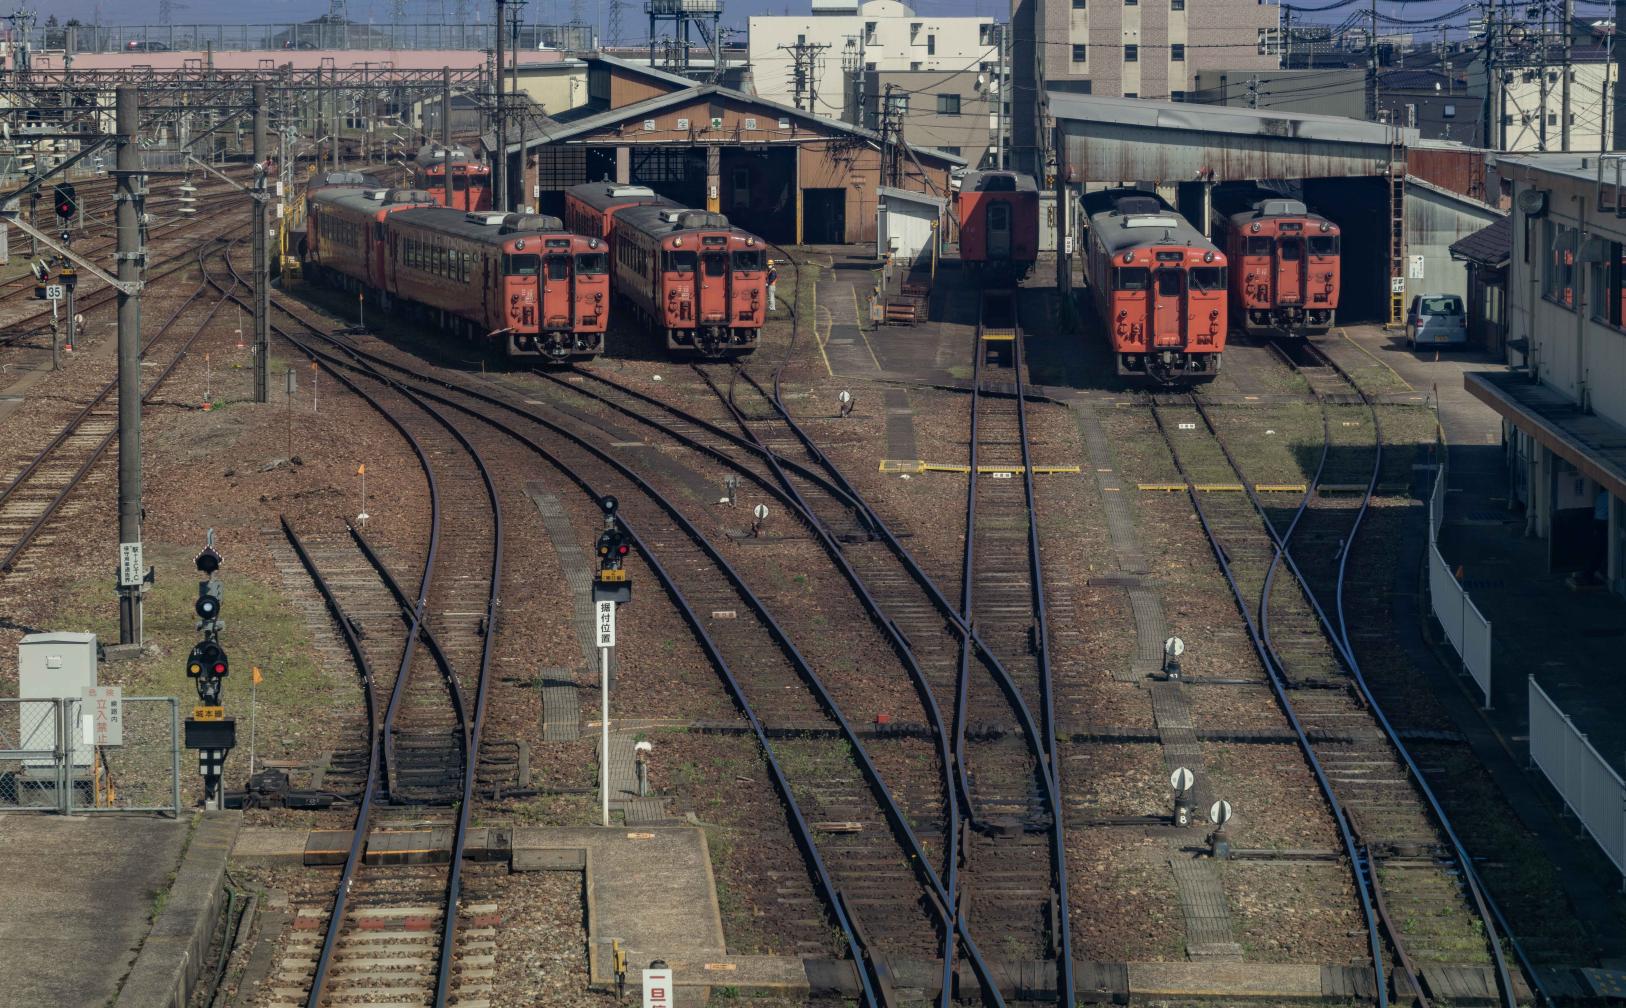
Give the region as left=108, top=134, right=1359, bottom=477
left=192, top=705, right=225, bottom=721
left=1140, top=482, right=1306, bottom=493
left=981, top=330, right=1017, bottom=342
left=881, top=460, right=1078, bottom=475
left=704, top=963, right=739, bottom=972
left=923, top=462, right=972, bottom=473
left=880, top=459, right=925, bottom=473
left=1255, top=484, right=1309, bottom=493
left=626, top=832, right=656, bottom=840
left=596, top=569, right=629, bottom=582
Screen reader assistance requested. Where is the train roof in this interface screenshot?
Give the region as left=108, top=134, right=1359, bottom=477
left=1212, top=186, right=1333, bottom=228
left=959, top=170, right=1039, bottom=195
left=613, top=204, right=755, bottom=241
left=1083, top=188, right=1216, bottom=255
left=391, top=208, right=573, bottom=242
left=311, top=187, right=439, bottom=216
left=416, top=142, right=475, bottom=165
left=565, top=182, right=675, bottom=214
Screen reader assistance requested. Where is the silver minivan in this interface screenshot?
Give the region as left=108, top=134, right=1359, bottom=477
left=1406, top=293, right=1467, bottom=348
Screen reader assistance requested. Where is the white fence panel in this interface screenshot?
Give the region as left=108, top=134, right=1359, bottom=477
left=1528, top=677, right=1626, bottom=876
left=1425, top=456, right=1493, bottom=706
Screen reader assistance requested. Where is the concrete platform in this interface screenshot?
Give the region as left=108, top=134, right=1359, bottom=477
left=0, top=811, right=237, bottom=1008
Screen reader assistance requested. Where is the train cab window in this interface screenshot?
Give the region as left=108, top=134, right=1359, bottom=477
left=1190, top=266, right=1225, bottom=291
left=546, top=255, right=571, bottom=280
left=504, top=253, right=540, bottom=276
left=1278, top=239, right=1302, bottom=261
left=1245, top=236, right=1272, bottom=256
left=1116, top=267, right=1150, bottom=290
left=1156, top=270, right=1184, bottom=296
left=1308, top=235, right=1338, bottom=256
left=732, top=250, right=764, bottom=271
left=702, top=252, right=728, bottom=277
left=665, top=250, right=697, bottom=273
left=454, top=175, right=470, bottom=190
left=576, top=252, right=608, bottom=274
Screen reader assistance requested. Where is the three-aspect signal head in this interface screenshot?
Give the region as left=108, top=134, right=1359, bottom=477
left=187, top=640, right=228, bottom=679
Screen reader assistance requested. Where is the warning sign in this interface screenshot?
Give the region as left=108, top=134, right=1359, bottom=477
left=82, top=685, right=123, bottom=746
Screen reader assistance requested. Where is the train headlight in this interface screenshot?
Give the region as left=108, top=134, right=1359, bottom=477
left=1250, top=223, right=1260, bottom=233
left=590, top=238, right=601, bottom=247
left=1319, top=222, right=1330, bottom=232
left=673, top=237, right=683, bottom=247
left=1203, top=251, right=1215, bottom=263
left=1122, top=252, right=1134, bottom=264
left=515, top=239, right=526, bottom=250
left=1210, top=310, right=1218, bottom=320
left=746, top=236, right=755, bottom=246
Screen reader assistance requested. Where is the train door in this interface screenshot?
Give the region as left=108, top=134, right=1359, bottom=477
left=542, top=252, right=572, bottom=329
left=698, top=246, right=730, bottom=323
left=988, top=201, right=1012, bottom=259
left=1275, top=236, right=1304, bottom=306
left=1151, top=268, right=1185, bottom=347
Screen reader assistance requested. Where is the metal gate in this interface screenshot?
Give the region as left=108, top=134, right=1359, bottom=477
left=0, top=697, right=180, bottom=815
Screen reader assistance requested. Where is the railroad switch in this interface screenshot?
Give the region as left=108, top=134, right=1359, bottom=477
left=223, top=767, right=337, bottom=810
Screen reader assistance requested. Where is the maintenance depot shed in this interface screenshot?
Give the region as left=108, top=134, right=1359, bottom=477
left=501, top=68, right=961, bottom=246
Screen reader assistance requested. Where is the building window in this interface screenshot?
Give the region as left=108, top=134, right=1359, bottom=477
left=1591, top=239, right=1624, bottom=328
left=1172, top=43, right=1185, bottom=60
left=927, top=33, right=936, bottom=54
left=865, top=21, right=877, bottom=43
left=1443, top=103, right=1456, bottom=119
left=887, top=93, right=909, bottom=114
left=1548, top=112, right=1559, bottom=125
left=911, top=61, right=923, bottom=70
left=1072, top=43, right=1087, bottom=62
left=797, top=33, right=805, bottom=44
left=1172, top=0, right=1184, bottom=8
left=1124, top=91, right=1138, bottom=98
left=1079, top=80, right=1092, bottom=93
left=1170, top=89, right=1186, bottom=101
left=1545, top=221, right=1577, bottom=308
left=937, top=93, right=961, bottom=115
left=910, top=22, right=921, bottom=41
left=1125, top=44, right=1138, bottom=61
left=941, top=146, right=962, bottom=155
left=1074, top=0, right=1086, bottom=8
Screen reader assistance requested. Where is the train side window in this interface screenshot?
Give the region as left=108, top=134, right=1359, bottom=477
left=1190, top=266, right=1225, bottom=291
left=1245, top=236, right=1271, bottom=256
left=1156, top=269, right=1184, bottom=296
left=1308, top=235, right=1338, bottom=256
left=1116, top=267, right=1149, bottom=290
left=1278, top=238, right=1302, bottom=261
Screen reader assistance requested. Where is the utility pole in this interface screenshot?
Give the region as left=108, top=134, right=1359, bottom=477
left=1368, top=0, right=1380, bottom=122
left=1561, top=0, right=1573, bottom=149
left=779, top=40, right=829, bottom=112
left=494, top=0, right=507, bottom=213
left=995, top=23, right=1008, bottom=168
left=441, top=67, right=453, bottom=209
left=1615, top=0, right=1626, bottom=148
left=1539, top=0, right=1550, bottom=149
left=253, top=82, right=270, bottom=405
left=115, top=85, right=145, bottom=648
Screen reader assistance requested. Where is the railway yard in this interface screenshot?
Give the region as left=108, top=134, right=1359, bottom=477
left=3, top=67, right=1626, bottom=1008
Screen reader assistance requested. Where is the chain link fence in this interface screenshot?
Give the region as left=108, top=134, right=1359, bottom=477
left=0, top=697, right=180, bottom=815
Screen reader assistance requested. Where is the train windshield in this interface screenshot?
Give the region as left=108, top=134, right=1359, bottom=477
left=1278, top=238, right=1303, bottom=261
left=702, top=252, right=728, bottom=277
left=546, top=255, right=570, bottom=280
left=576, top=253, right=608, bottom=275
left=1116, top=267, right=1150, bottom=291
left=664, top=251, right=697, bottom=273
left=732, top=250, right=764, bottom=271
left=1246, top=236, right=1272, bottom=256
left=1189, top=266, right=1225, bottom=291
left=1308, top=235, right=1339, bottom=256
left=1156, top=270, right=1184, bottom=296
left=504, top=253, right=540, bottom=276
left=454, top=175, right=470, bottom=190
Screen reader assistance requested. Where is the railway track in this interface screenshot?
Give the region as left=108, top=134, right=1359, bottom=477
left=1144, top=335, right=1540, bottom=1006
left=0, top=239, right=241, bottom=575
left=207, top=247, right=502, bottom=1008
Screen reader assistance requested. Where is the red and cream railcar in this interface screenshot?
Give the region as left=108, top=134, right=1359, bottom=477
left=305, top=186, right=440, bottom=291
left=607, top=205, right=766, bottom=356
left=956, top=170, right=1040, bottom=281
left=416, top=144, right=493, bottom=212
left=563, top=182, right=673, bottom=239
left=381, top=209, right=609, bottom=360
left=1082, top=188, right=1228, bottom=385
left=1211, top=188, right=1340, bottom=337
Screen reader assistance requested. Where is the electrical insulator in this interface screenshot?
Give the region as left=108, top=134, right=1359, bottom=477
left=177, top=181, right=197, bottom=215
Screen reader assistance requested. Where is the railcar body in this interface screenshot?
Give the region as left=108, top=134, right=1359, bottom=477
left=607, top=204, right=766, bottom=356
left=306, top=186, right=439, bottom=291
left=563, top=182, right=673, bottom=239
left=1211, top=188, right=1340, bottom=337
left=415, top=144, right=492, bottom=212
left=956, top=170, right=1039, bottom=281
left=382, top=209, right=609, bottom=360
left=1082, top=188, right=1228, bottom=385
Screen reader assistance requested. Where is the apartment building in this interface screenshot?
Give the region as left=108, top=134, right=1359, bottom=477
left=859, top=68, right=997, bottom=161
left=1043, top=0, right=1278, bottom=100
left=747, top=0, right=997, bottom=119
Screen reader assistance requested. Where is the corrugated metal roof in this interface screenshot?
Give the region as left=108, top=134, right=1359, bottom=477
left=1048, top=91, right=1419, bottom=147
left=1497, top=151, right=1613, bottom=185
left=1449, top=215, right=1512, bottom=267
left=878, top=184, right=945, bottom=209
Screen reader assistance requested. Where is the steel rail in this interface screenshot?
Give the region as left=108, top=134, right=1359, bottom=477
left=1143, top=393, right=1391, bottom=1007
left=0, top=242, right=240, bottom=574
left=278, top=325, right=892, bottom=1008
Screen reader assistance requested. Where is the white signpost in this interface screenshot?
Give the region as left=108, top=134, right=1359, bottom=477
left=598, top=598, right=616, bottom=827
left=642, top=963, right=673, bottom=1008
left=118, top=542, right=144, bottom=588
left=597, top=600, right=616, bottom=648
left=43, top=283, right=63, bottom=301
left=82, top=685, right=123, bottom=746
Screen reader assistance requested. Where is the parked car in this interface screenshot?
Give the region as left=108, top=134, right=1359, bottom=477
left=1406, top=293, right=1467, bottom=348
left=124, top=40, right=169, bottom=51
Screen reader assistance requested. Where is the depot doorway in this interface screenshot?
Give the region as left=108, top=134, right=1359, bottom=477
left=803, top=189, right=847, bottom=244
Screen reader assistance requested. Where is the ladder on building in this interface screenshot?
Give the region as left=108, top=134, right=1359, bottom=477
left=1388, top=130, right=1406, bottom=327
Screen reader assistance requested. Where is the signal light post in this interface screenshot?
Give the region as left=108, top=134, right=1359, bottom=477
left=184, top=534, right=236, bottom=810
left=592, top=495, right=632, bottom=827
